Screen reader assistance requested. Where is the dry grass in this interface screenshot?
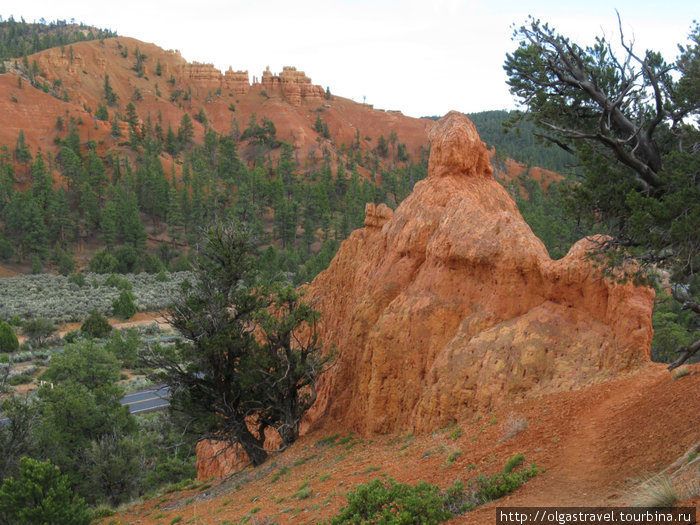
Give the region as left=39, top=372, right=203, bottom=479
left=632, top=474, right=679, bottom=508
left=672, top=366, right=690, bottom=381
left=503, top=414, right=528, bottom=440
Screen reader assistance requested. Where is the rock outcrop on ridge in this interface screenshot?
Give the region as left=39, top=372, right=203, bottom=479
left=303, top=111, right=654, bottom=434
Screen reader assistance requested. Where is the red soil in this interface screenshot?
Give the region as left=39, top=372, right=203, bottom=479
left=107, top=363, right=700, bottom=525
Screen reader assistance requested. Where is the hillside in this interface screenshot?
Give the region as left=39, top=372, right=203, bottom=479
left=0, top=32, right=446, bottom=282
left=1, top=35, right=432, bottom=175
left=0, top=28, right=588, bottom=291
left=109, top=365, right=700, bottom=525
left=105, top=112, right=700, bottom=525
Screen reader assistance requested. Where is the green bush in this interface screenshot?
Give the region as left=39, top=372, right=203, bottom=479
left=63, top=330, right=80, bottom=344
left=0, top=236, right=14, bottom=261
left=31, top=256, right=43, bottom=274
left=105, top=273, right=123, bottom=288
left=21, top=317, right=56, bottom=346
left=67, top=272, right=86, bottom=287
left=0, top=457, right=91, bottom=525
left=503, top=453, right=525, bottom=473
left=470, top=455, right=539, bottom=505
left=0, top=321, right=19, bottom=353
left=8, top=372, right=34, bottom=385
left=330, top=478, right=452, bottom=524
left=104, top=329, right=140, bottom=368
left=80, top=308, right=112, bottom=338
left=89, top=249, right=118, bottom=274
left=51, top=246, right=76, bottom=276
left=113, top=245, right=140, bottom=273
left=142, top=253, right=164, bottom=274
left=112, top=290, right=137, bottom=320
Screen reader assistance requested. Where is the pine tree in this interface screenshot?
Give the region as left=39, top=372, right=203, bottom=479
left=95, top=103, right=109, bottom=121
left=111, top=114, right=121, bottom=137
left=112, top=289, right=137, bottom=320
left=101, top=198, right=118, bottom=248
left=47, top=187, right=74, bottom=245
left=30, top=152, right=52, bottom=212
left=177, top=113, right=194, bottom=148
left=0, top=457, right=91, bottom=525
left=165, top=124, right=178, bottom=155
left=104, top=73, right=117, bottom=106
left=14, top=130, right=31, bottom=163
left=0, top=321, right=19, bottom=353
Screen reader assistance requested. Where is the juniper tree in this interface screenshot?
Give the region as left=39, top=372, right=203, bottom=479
left=504, top=15, right=699, bottom=369
left=143, top=222, right=330, bottom=466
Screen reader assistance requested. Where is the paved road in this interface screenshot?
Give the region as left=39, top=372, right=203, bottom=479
left=1, top=384, right=172, bottom=427
left=120, top=384, right=171, bottom=414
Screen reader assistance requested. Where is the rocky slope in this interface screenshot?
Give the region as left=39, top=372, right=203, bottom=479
left=0, top=36, right=432, bottom=175
left=117, top=364, right=699, bottom=525
left=195, top=111, right=655, bottom=478
left=303, top=111, right=654, bottom=435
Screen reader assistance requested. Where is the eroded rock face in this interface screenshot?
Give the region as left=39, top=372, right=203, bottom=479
left=195, top=111, right=654, bottom=478
left=260, top=66, right=325, bottom=105
left=177, top=63, right=250, bottom=94
left=303, top=111, right=654, bottom=434
left=196, top=427, right=281, bottom=480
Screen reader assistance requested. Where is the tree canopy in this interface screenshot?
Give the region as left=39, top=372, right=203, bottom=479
left=504, top=15, right=699, bottom=369
left=143, top=222, right=332, bottom=466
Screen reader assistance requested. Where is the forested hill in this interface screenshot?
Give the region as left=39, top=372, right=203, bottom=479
left=0, top=19, right=582, bottom=287
left=0, top=17, right=116, bottom=60
left=0, top=20, right=432, bottom=284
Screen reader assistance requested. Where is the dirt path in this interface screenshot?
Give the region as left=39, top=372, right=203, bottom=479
left=458, top=365, right=699, bottom=523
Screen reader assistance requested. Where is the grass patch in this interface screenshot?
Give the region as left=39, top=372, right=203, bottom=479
left=294, top=454, right=316, bottom=467
left=315, top=433, right=339, bottom=447
left=450, top=427, right=463, bottom=440
left=672, top=366, right=690, bottom=380
left=293, top=482, right=313, bottom=500
left=388, top=432, right=414, bottom=446
left=445, top=450, right=463, bottom=467
left=471, top=428, right=485, bottom=442
left=165, top=478, right=194, bottom=493
left=633, top=474, right=679, bottom=508
left=270, top=466, right=290, bottom=483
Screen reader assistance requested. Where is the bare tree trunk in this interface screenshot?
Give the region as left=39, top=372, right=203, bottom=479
left=236, top=424, right=268, bottom=466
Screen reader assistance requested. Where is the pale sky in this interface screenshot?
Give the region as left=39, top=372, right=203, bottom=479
left=2, top=1, right=697, bottom=118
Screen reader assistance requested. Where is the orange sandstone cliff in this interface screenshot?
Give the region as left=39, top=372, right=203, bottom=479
left=196, top=111, right=654, bottom=478
left=303, top=111, right=654, bottom=435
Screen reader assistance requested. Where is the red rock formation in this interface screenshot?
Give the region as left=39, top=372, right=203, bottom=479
left=196, top=426, right=282, bottom=480
left=259, top=66, right=324, bottom=105
left=224, top=67, right=250, bottom=94
left=195, top=111, right=653, bottom=478
left=303, top=111, right=654, bottom=434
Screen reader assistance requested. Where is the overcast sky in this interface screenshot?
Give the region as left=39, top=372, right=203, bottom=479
left=2, top=1, right=696, bottom=118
